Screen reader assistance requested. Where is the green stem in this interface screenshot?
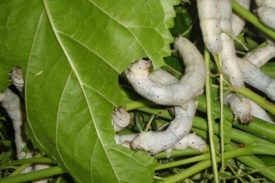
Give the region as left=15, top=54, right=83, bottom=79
left=232, top=0, right=275, bottom=40
left=0, top=166, right=66, bottom=183
left=0, top=157, right=53, bottom=168
left=155, top=154, right=210, bottom=171
left=204, top=50, right=219, bottom=183
left=163, top=147, right=252, bottom=183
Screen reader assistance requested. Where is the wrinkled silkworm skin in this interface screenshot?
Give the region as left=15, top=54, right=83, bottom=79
left=130, top=100, right=196, bottom=155
left=224, top=93, right=252, bottom=123
left=231, top=0, right=250, bottom=37
left=0, top=89, right=27, bottom=158
left=238, top=58, right=275, bottom=101
left=257, top=7, right=275, bottom=30
left=244, top=41, right=275, bottom=67
left=250, top=100, right=274, bottom=123
left=197, top=0, right=222, bottom=53
left=219, top=0, right=245, bottom=88
left=174, top=133, right=207, bottom=152
left=115, top=134, right=137, bottom=148
left=149, top=69, right=178, bottom=85
left=10, top=67, right=24, bottom=92
left=125, top=37, right=205, bottom=106
left=112, top=107, right=130, bottom=132
left=256, top=0, right=275, bottom=30
left=256, top=0, right=275, bottom=8
left=224, top=93, right=274, bottom=123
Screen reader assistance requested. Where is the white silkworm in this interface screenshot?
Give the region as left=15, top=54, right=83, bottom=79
left=112, top=107, right=130, bottom=132
left=231, top=0, right=250, bottom=37
left=224, top=93, right=274, bottom=123
left=256, top=0, right=275, bottom=8
left=238, top=58, right=275, bottom=101
left=250, top=100, right=274, bottom=123
left=257, top=7, right=275, bottom=30
left=256, top=0, right=275, bottom=30
left=224, top=93, right=252, bottom=123
left=115, top=134, right=137, bottom=148
left=244, top=41, right=275, bottom=67
left=125, top=36, right=205, bottom=106
left=197, top=0, right=222, bottom=53
left=219, top=0, right=245, bottom=88
left=149, top=69, right=178, bottom=85
left=10, top=67, right=24, bottom=92
left=130, top=100, right=196, bottom=154
left=173, top=133, right=207, bottom=152
left=0, top=68, right=34, bottom=174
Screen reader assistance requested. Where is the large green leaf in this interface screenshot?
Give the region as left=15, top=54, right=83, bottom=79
left=1, top=0, right=176, bottom=182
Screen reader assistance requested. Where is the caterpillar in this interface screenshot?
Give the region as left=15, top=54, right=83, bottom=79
left=125, top=36, right=205, bottom=106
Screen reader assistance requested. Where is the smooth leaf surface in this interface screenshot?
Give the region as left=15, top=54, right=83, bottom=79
left=0, top=0, right=44, bottom=91
left=1, top=0, right=178, bottom=182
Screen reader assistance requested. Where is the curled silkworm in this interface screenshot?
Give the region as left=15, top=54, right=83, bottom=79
left=224, top=93, right=252, bottom=123
left=125, top=36, right=205, bottom=106
left=231, top=0, right=250, bottom=37
left=219, top=0, right=245, bottom=88
left=112, top=107, right=130, bottom=132
left=174, top=133, right=207, bottom=152
left=197, top=0, right=222, bottom=53
left=238, top=58, right=275, bottom=101
left=130, top=100, right=196, bottom=154
left=244, top=41, right=275, bottom=67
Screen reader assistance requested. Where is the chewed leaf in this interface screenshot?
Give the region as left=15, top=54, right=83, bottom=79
left=18, top=0, right=175, bottom=182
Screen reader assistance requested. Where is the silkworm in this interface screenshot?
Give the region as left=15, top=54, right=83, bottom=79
left=197, top=0, right=222, bottom=53
left=238, top=58, right=275, bottom=101
left=224, top=93, right=252, bottom=123
left=250, top=100, right=274, bottom=123
left=10, top=67, right=24, bottom=92
left=231, top=0, right=250, bottom=37
left=112, top=107, right=130, bottom=132
left=224, top=93, right=274, bottom=123
left=174, top=133, right=207, bottom=152
left=125, top=36, right=205, bottom=106
left=219, top=0, right=245, bottom=88
left=130, top=100, right=196, bottom=155
left=256, top=0, right=275, bottom=30
left=244, top=41, right=275, bottom=67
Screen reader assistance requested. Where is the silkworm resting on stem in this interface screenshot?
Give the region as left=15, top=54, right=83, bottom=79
left=238, top=58, right=275, bottom=101
left=224, top=93, right=252, bottom=123
left=173, top=133, right=208, bottom=152
left=244, top=41, right=275, bottom=67
left=125, top=36, right=205, bottom=106
left=197, top=0, right=222, bottom=53
left=130, top=100, right=197, bottom=154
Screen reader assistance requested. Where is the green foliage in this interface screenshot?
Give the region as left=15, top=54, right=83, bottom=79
left=0, top=0, right=177, bottom=182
